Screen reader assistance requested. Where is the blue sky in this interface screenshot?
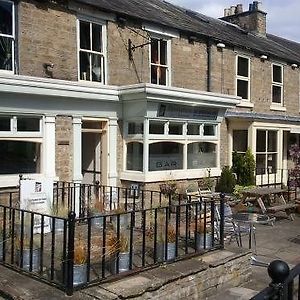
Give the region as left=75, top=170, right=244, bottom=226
left=167, top=0, right=300, bottom=43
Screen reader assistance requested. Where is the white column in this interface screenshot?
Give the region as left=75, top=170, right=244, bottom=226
left=143, top=118, right=149, bottom=174
left=108, top=118, right=118, bottom=186
left=73, top=117, right=82, bottom=215
left=43, top=116, right=56, bottom=179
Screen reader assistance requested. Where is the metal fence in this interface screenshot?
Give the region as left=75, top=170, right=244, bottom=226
left=0, top=189, right=225, bottom=296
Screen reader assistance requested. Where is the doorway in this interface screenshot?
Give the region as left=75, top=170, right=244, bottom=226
left=81, top=120, right=107, bottom=185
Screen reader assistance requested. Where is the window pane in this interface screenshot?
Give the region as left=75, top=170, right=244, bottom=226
left=203, top=125, right=215, bottom=136
left=187, top=142, right=216, bottom=169
left=149, top=122, right=164, bottom=134
left=80, top=21, right=90, bottom=50
left=237, top=57, right=249, bottom=77
left=256, top=154, right=265, bottom=175
left=267, top=154, right=277, bottom=173
left=187, top=124, right=199, bottom=135
left=80, top=51, right=90, bottom=80
left=169, top=123, right=182, bottom=135
left=128, top=122, right=143, bottom=134
left=0, top=141, right=41, bottom=174
left=268, top=131, right=277, bottom=152
left=92, top=23, right=102, bottom=52
left=237, top=79, right=248, bottom=99
left=233, top=130, right=248, bottom=152
left=0, top=37, right=12, bottom=71
left=273, top=65, right=282, bottom=83
left=151, top=65, right=158, bottom=84
left=149, top=142, right=183, bottom=171
left=160, top=40, right=167, bottom=65
left=159, top=66, right=167, bottom=85
left=91, top=53, right=102, bottom=82
left=0, top=116, right=10, bottom=131
left=127, top=142, right=143, bottom=171
left=272, top=85, right=282, bottom=103
left=17, top=117, right=40, bottom=131
left=256, top=130, right=266, bottom=152
left=0, top=1, right=12, bottom=35
left=151, top=39, right=158, bottom=63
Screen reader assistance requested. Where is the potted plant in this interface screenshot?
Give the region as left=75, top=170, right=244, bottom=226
left=89, top=197, right=105, bottom=228
left=195, top=219, right=212, bottom=250
left=111, top=204, right=129, bottom=229
left=51, top=201, right=69, bottom=232
left=72, top=236, right=88, bottom=286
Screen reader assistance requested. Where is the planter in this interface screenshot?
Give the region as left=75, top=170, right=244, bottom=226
left=195, top=232, right=213, bottom=250
left=51, top=218, right=65, bottom=233
left=90, top=212, right=104, bottom=228
left=111, top=214, right=130, bottom=229
left=156, top=242, right=176, bottom=262
left=16, top=247, right=41, bottom=272
left=73, top=264, right=88, bottom=286
left=106, top=252, right=130, bottom=274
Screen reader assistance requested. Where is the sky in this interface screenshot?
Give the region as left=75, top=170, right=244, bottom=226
left=167, top=0, right=300, bottom=43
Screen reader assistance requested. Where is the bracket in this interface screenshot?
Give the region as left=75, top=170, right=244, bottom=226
left=128, top=38, right=152, bottom=60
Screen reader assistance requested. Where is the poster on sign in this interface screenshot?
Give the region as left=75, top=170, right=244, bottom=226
left=20, top=178, right=53, bottom=234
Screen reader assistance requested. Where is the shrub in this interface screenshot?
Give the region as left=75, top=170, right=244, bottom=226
left=215, top=166, right=236, bottom=194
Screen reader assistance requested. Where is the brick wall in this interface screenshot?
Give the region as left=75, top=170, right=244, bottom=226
left=55, top=116, right=73, bottom=181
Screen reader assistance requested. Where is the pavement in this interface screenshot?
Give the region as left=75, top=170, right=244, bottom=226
left=215, top=213, right=300, bottom=299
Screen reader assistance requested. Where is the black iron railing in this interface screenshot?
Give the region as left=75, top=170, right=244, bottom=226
left=0, top=189, right=225, bottom=296
left=251, top=260, right=300, bottom=300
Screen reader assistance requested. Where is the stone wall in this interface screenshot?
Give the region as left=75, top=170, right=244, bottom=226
left=55, top=116, right=73, bottom=182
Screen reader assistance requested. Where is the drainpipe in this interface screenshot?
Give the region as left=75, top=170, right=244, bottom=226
left=207, top=39, right=213, bottom=92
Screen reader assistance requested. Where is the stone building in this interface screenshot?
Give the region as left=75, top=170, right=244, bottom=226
left=0, top=0, right=299, bottom=190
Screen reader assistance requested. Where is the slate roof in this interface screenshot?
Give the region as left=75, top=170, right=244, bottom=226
left=75, top=0, right=300, bottom=64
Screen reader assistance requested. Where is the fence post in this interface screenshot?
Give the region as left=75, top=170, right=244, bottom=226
left=267, top=260, right=290, bottom=300
left=219, top=193, right=225, bottom=249
left=66, top=211, right=76, bottom=296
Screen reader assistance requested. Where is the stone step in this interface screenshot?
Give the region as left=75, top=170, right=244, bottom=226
left=214, top=287, right=258, bottom=300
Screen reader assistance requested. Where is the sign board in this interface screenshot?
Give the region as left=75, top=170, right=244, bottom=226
left=20, top=178, right=53, bottom=234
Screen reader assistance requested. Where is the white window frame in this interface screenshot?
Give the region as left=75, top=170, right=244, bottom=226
left=271, top=63, right=284, bottom=105
left=149, top=35, right=171, bottom=86
left=0, top=0, right=15, bottom=74
left=236, top=55, right=250, bottom=101
left=77, top=17, right=107, bottom=84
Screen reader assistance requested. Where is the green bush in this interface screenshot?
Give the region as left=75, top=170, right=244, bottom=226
left=232, top=149, right=255, bottom=186
left=215, top=166, right=236, bottom=194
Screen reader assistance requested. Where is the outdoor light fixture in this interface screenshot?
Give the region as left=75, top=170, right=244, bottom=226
left=291, top=63, right=298, bottom=69
left=216, top=43, right=225, bottom=49
left=260, top=54, right=268, bottom=61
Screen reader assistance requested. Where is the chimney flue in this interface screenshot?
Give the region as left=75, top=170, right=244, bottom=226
left=224, top=8, right=230, bottom=17
left=230, top=5, right=236, bottom=15
left=236, top=4, right=243, bottom=14
left=249, top=3, right=253, bottom=11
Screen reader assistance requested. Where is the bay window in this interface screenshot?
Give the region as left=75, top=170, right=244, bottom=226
left=187, top=142, right=216, bottom=169
left=0, top=0, right=14, bottom=72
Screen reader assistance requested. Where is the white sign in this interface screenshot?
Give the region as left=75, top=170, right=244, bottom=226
left=20, top=178, right=53, bottom=234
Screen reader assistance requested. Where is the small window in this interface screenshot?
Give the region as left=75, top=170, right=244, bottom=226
left=0, top=0, right=14, bottom=72
left=78, top=20, right=105, bottom=83
left=17, top=117, right=40, bottom=132
left=0, top=116, right=10, bottom=131
left=126, top=142, right=143, bottom=171
left=169, top=123, right=182, bottom=135
left=272, top=64, right=283, bottom=104
left=128, top=122, right=144, bottom=135
left=149, top=121, right=165, bottom=134
left=236, top=56, right=250, bottom=100
left=203, top=124, right=215, bottom=136
left=233, top=130, right=248, bottom=153
left=150, top=38, right=169, bottom=86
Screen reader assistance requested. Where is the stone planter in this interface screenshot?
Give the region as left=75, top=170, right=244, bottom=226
left=195, top=232, right=212, bottom=250
left=73, top=264, right=88, bottom=286
left=156, top=242, right=176, bottom=262
left=90, top=212, right=104, bottom=228
left=106, top=252, right=130, bottom=274
left=16, top=247, right=41, bottom=272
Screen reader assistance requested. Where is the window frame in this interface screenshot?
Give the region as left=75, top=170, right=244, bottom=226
left=236, top=55, right=250, bottom=101
left=271, top=63, right=284, bottom=105
left=77, top=17, right=107, bottom=84
left=149, top=35, right=171, bottom=86
left=0, top=0, right=15, bottom=74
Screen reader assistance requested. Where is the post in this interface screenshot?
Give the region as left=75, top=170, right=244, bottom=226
left=219, top=193, right=225, bottom=249
left=66, top=211, right=76, bottom=296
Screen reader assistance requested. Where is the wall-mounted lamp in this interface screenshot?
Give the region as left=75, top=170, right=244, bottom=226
left=216, top=43, right=225, bottom=49
left=260, top=54, right=268, bottom=61
left=188, top=36, right=197, bottom=44
left=43, top=62, right=54, bottom=78
left=291, top=63, right=298, bottom=69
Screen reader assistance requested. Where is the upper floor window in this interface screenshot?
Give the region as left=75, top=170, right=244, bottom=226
left=272, top=64, right=283, bottom=104
left=236, top=56, right=250, bottom=100
left=78, top=19, right=106, bottom=83
left=0, top=0, right=14, bottom=72
left=150, top=38, right=170, bottom=86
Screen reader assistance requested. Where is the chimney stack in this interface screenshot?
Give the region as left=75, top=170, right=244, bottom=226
left=236, top=4, right=243, bottom=14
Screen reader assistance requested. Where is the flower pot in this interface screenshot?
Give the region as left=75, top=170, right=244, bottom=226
left=51, top=218, right=65, bottom=233
left=195, top=232, right=212, bottom=250
left=16, top=247, right=41, bottom=272
left=90, top=213, right=104, bottom=228
left=111, top=214, right=130, bottom=229
left=73, top=263, right=88, bottom=286
left=156, top=242, right=176, bottom=262
left=106, top=252, right=130, bottom=274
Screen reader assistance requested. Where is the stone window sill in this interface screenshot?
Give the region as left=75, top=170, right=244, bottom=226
left=270, top=104, right=286, bottom=112
left=237, top=100, right=254, bottom=108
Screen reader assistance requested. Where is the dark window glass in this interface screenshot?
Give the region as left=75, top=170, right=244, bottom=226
left=187, top=124, right=199, bottom=135
left=0, top=141, right=41, bottom=174
left=17, top=118, right=40, bottom=131
left=128, top=122, right=143, bottom=134
left=80, top=21, right=90, bottom=50
left=0, top=36, right=12, bottom=71
left=0, top=116, right=10, bottom=131
left=237, top=79, right=248, bottom=99
left=160, top=40, right=167, bottom=65
left=127, top=142, right=143, bottom=171
left=149, top=122, right=164, bottom=134
left=272, top=85, right=282, bottom=103
left=203, top=125, right=215, bottom=136
left=237, top=57, right=249, bottom=77
left=92, top=23, right=102, bottom=52
left=80, top=52, right=90, bottom=80
left=0, top=1, right=12, bottom=35
left=268, top=131, right=277, bottom=152
left=256, top=130, right=266, bottom=152
left=91, top=53, right=101, bottom=82
left=151, top=39, right=159, bottom=63
left=159, top=67, right=167, bottom=85
left=273, top=65, right=282, bottom=83
left=149, top=142, right=183, bottom=171
left=256, top=154, right=265, bottom=175
left=233, top=130, right=248, bottom=152
left=169, top=123, right=182, bottom=135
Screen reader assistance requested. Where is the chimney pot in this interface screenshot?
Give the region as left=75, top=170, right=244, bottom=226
left=253, top=1, right=258, bottom=10
left=224, top=8, right=230, bottom=17
left=249, top=3, right=253, bottom=11
left=236, top=4, right=243, bottom=14
left=230, top=5, right=236, bottom=15
left=257, top=1, right=262, bottom=10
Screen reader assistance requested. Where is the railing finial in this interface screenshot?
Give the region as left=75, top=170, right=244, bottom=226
left=268, top=260, right=290, bottom=284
